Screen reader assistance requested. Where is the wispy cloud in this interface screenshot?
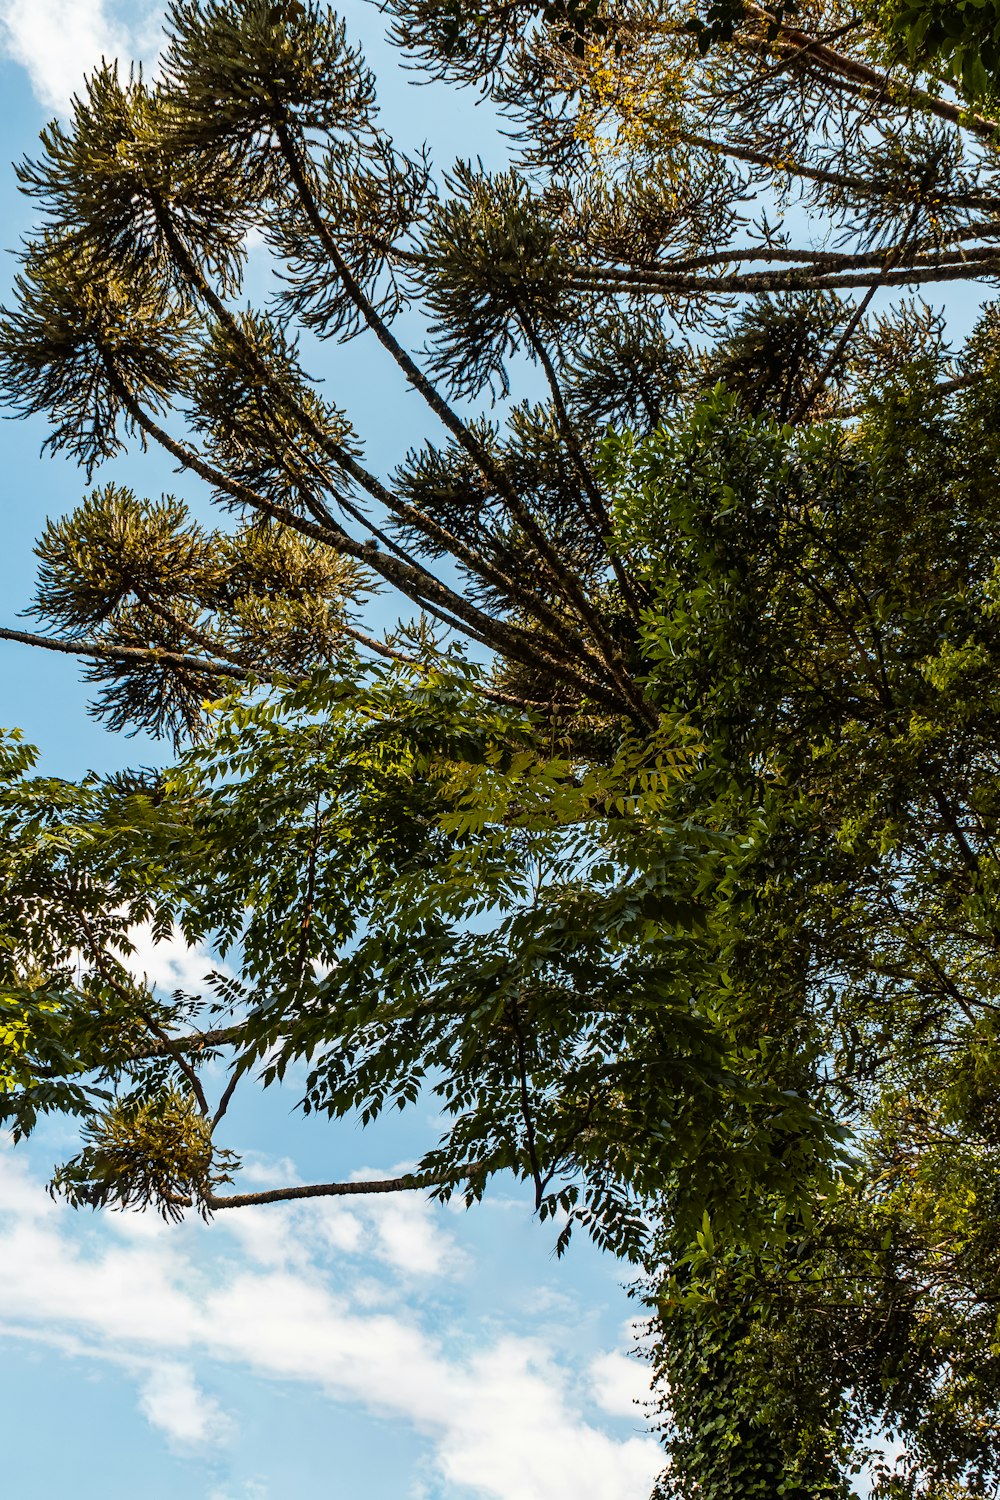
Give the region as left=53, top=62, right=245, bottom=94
left=0, top=1149, right=660, bottom=1499
left=138, top=1359, right=234, bottom=1449
left=0, top=1, right=162, bottom=114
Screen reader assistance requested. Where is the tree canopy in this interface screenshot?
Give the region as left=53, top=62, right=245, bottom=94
left=872, top=0, right=1000, bottom=100
left=5, top=1, right=1000, bottom=1495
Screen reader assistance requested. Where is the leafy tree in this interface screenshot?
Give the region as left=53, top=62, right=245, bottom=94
left=871, top=0, right=1000, bottom=101
left=5, top=1, right=1000, bottom=1495
left=609, top=365, right=1000, bottom=1495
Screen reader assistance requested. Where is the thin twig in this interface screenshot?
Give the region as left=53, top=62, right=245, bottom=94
left=792, top=201, right=924, bottom=422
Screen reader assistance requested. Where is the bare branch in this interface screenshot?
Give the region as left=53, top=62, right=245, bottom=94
left=205, top=1167, right=474, bottom=1210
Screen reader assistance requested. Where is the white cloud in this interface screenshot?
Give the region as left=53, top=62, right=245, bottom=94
left=0, top=1149, right=661, bottom=1499
left=0, top=0, right=161, bottom=114
left=138, top=1359, right=233, bottom=1449
left=313, top=1200, right=365, bottom=1257
left=434, top=1337, right=657, bottom=1500
left=0, top=1319, right=232, bottom=1453
left=589, top=1348, right=650, bottom=1420
left=119, top=920, right=231, bottom=997
left=364, top=1187, right=461, bottom=1279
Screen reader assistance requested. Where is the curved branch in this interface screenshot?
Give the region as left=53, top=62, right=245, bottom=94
left=205, top=1167, right=472, bottom=1210
left=747, top=4, right=1000, bottom=143
left=513, top=297, right=644, bottom=622
left=274, top=122, right=656, bottom=727
left=792, top=200, right=925, bottom=423
left=685, top=132, right=1000, bottom=214
left=149, top=190, right=618, bottom=687
left=839, top=372, right=979, bottom=419
left=101, top=359, right=624, bottom=712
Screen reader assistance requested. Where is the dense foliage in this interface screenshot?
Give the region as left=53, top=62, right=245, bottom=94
left=615, top=371, right=1000, bottom=1495
left=873, top=0, right=1000, bottom=99
left=5, top=1, right=1000, bottom=1494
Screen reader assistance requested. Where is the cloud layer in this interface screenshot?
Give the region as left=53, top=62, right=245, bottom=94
left=0, top=1148, right=660, bottom=1498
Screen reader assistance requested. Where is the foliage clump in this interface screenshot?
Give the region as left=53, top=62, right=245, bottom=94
left=50, top=1088, right=233, bottom=1221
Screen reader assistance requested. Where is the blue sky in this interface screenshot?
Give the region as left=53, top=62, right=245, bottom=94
left=0, top=5, right=663, bottom=1498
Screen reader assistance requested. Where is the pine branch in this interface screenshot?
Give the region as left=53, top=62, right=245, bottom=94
left=792, top=199, right=927, bottom=424
left=839, top=372, right=979, bottom=419
left=684, top=133, right=1000, bottom=215
left=747, top=5, right=1000, bottom=143
left=0, top=624, right=251, bottom=680
left=518, top=311, right=645, bottom=623
left=275, top=121, right=657, bottom=727
left=132, top=590, right=263, bottom=676
left=101, top=356, right=624, bottom=711
left=580, top=224, right=1000, bottom=285
left=148, top=187, right=616, bottom=682
left=567, top=256, right=1000, bottom=297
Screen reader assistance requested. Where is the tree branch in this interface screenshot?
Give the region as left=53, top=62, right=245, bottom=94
left=568, top=251, right=1000, bottom=299
left=747, top=4, right=1000, bottom=143
left=581, top=227, right=1000, bottom=287
left=793, top=200, right=924, bottom=421
left=685, top=132, right=1000, bottom=215
left=140, top=1023, right=250, bottom=1056
left=102, top=358, right=624, bottom=712
left=0, top=624, right=251, bottom=680
left=513, top=297, right=644, bottom=622
left=150, top=187, right=622, bottom=689
left=275, top=121, right=656, bottom=727
left=205, top=1167, right=472, bottom=1210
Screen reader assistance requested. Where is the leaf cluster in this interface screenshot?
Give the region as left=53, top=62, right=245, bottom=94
left=604, top=347, right=1000, bottom=1491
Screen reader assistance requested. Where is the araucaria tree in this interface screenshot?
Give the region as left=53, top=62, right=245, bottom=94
left=7, top=2, right=1000, bottom=1494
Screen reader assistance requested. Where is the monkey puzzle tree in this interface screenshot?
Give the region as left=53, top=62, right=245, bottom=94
left=7, top=1, right=1000, bottom=1495
left=7, top=0, right=1000, bottom=718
